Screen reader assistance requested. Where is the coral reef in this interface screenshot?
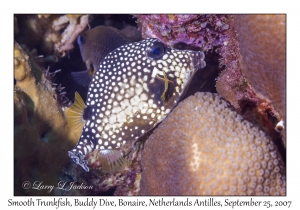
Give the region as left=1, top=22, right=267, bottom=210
left=233, top=15, right=286, bottom=143
left=50, top=14, right=89, bottom=56
left=14, top=41, right=80, bottom=195
left=14, top=14, right=286, bottom=196
left=135, top=14, right=286, bottom=147
left=14, top=14, right=142, bottom=101
left=14, top=14, right=145, bottom=196
left=15, top=14, right=89, bottom=57
left=216, top=15, right=286, bottom=146
left=234, top=15, right=285, bottom=112
left=135, top=14, right=230, bottom=51
left=140, top=92, right=286, bottom=195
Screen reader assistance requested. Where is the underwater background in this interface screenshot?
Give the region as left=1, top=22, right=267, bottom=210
left=14, top=14, right=286, bottom=196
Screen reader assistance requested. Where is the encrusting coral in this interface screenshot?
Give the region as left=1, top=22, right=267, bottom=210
left=140, top=92, right=286, bottom=195
left=14, top=41, right=80, bottom=195
left=135, top=14, right=230, bottom=51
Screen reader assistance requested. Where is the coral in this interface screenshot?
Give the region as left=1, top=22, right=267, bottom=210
left=135, top=14, right=231, bottom=51
left=50, top=14, right=89, bottom=56
left=216, top=15, right=286, bottom=145
left=15, top=14, right=89, bottom=57
left=135, top=14, right=286, bottom=146
left=234, top=15, right=285, bottom=111
left=140, top=92, right=286, bottom=195
left=14, top=41, right=80, bottom=195
left=14, top=14, right=286, bottom=196
left=234, top=15, right=286, bottom=143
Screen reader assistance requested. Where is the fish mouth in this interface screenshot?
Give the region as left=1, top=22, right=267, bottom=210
left=190, top=51, right=206, bottom=70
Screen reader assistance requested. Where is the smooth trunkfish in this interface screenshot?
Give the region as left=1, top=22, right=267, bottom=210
left=66, top=38, right=206, bottom=172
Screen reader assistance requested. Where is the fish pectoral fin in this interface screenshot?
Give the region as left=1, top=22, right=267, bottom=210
left=98, top=149, right=129, bottom=172
left=65, top=92, right=86, bottom=130
left=71, top=69, right=93, bottom=87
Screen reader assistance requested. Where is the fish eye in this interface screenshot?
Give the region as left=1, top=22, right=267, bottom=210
left=77, top=33, right=86, bottom=45
left=147, top=41, right=165, bottom=60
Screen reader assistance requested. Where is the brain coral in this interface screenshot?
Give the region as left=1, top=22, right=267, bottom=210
left=140, top=92, right=286, bottom=195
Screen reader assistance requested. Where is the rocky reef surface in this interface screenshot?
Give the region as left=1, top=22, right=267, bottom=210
left=14, top=14, right=285, bottom=196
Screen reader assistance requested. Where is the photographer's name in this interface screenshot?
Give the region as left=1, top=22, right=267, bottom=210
left=25, top=181, right=93, bottom=193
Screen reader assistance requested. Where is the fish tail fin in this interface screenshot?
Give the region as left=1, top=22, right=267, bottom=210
left=65, top=92, right=86, bottom=130
left=98, top=150, right=129, bottom=172
left=71, top=69, right=93, bottom=87
left=68, top=138, right=95, bottom=172
left=68, top=150, right=90, bottom=172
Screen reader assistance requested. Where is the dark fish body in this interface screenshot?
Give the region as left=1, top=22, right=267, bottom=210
left=72, top=26, right=129, bottom=86
left=68, top=38, right=206, bottom=172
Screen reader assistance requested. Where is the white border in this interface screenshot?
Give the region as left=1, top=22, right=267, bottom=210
left=2, top=0, right=299, bottom=209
